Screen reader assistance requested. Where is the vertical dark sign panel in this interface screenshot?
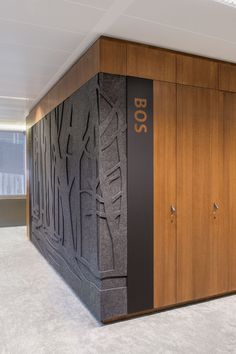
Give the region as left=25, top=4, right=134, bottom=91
left=127, top=76, right=153, bottom=313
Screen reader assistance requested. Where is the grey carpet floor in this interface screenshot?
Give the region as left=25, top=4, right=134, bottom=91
left=0, top=227, right=236, bottom=354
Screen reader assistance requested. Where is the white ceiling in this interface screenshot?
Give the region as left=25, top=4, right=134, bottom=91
left=0, top=0, right=236, bottom=128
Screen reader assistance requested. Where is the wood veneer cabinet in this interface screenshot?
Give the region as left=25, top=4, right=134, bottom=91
left=223, top=92, right=236, bottom=291
left=176, top=86, right=227, bottom=303
left=154, top=81, right=177, bottom=308
left=154, top=83, right=233, bottom=308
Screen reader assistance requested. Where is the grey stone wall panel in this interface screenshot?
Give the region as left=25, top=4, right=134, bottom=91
left=30, top=73, right=127, bottom=321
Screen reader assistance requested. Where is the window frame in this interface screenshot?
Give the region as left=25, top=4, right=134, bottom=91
left=0, top=129, right=26, bottom=198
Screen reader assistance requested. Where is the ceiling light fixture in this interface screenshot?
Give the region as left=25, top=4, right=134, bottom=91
left=0, top=95, right=33, bottom=101
left=213, top=0, right=236, bottom=8
left=0, top=123, right=26, bottom=131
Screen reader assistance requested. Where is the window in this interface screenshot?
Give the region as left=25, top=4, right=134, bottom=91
left=0, top=131, right=26, bottom=196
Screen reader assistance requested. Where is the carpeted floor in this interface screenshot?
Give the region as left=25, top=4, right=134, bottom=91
left=0, top=227, right=236, bottom=354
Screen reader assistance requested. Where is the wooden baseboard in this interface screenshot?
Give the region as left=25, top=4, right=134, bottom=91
left=155, top=290, right=236, bottom=312
left=103, top=291, right=236, bottom=324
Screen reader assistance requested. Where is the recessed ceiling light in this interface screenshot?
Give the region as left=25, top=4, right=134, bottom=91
left=213, top=0, right=236, bottom=8
left=0, top=95, right=32, bottom=101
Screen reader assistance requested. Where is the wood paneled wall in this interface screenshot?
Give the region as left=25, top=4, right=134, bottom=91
left=176, top=55, right=219, bottom=89
left=220, top=64, right=236, bottom=92
left=26, top=35, right=236, bottom=242
left=154, top=81, right=177, bottom=308
left=127, top=44, right=176, bottom=82
left=26, top=36, right=236, bottom=129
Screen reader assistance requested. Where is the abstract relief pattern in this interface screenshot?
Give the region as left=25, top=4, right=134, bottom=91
left=30, top=74, right=127, bottom=321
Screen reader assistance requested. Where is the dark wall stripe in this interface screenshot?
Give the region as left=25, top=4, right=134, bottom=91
left=127, top=76, right=153, bottom=313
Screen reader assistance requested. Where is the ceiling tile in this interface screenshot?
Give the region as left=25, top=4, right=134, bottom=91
left=0, top=0, right=235, bottom=125
left=0, top=88, right=32, bottom=102
left=0, top=79, right=47, bottom=98
left=107, top=14, right=236, bottom=63
left=0, top=0, right=105, bottom=33
left=0, top=99, right=30, bottom=110
left=124, top=0, right=236, bottom=44
left=0, top=42, right=69, bottom=70
left=0, top=99, right=32, bottom=119
left=0, top=78, right=47, bottom=97
left=0, top=107, right=27, bottom=114
left=0, top=62, right=59, bottom=82
left=0, top=109, right=28, bottom=121
left=0, top=19, right=85, bottom=53
left=63, top=0, right=114, bottom=10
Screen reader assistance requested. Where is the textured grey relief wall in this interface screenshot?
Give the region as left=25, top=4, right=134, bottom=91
left=30, top=73, right=127, bottom=321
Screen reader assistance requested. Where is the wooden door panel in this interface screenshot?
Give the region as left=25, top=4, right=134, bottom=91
left=154, top=81, right=177, bottom=308
left=211, top=92, right=228, bottom=295
left=223, top=92, right=236, bottom=291
left=177, top=85, right=226, bottom=303
left=212, top=92, right=229, bottom=295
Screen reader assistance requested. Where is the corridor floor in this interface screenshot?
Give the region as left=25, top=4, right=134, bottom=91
left=0, top=227, right=236, bottom=354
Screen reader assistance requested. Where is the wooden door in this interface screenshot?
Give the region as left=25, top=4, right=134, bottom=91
left=177, top=85, right=227, bottom=303
left=223, top=92, right=236, bottom=291
left=154, top=81, right=177, bottom=308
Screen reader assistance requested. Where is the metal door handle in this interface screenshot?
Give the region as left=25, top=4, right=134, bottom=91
left=170, top=205, right=176, bottom=215
left=213, top=203, right=219, bottom=210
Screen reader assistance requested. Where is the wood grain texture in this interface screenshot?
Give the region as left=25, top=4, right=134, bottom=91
left=220, top=63, right=236, bottom=93
left=177, top=55, right=219, bottom=89
left=26, top=37, right=236, bottom=131
left=223, top=92, right=236, bottom=291
left=127, top=43, right=176, bottom=82
left=100, top=37, right=127, bottom=75
left=154, top=81, right=177, bottom=308
left=177, top=85, right=227, bottom=303
left=210, top=91, right=228, bottom=297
